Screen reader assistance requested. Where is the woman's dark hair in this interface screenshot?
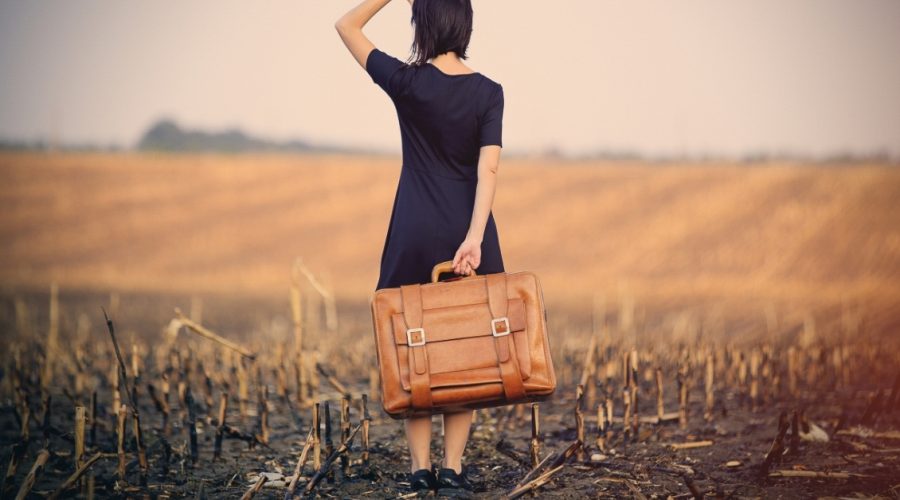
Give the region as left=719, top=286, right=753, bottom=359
left=406, top=0, right=474, bottom=66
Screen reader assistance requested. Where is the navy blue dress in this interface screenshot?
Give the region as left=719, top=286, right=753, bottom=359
left=367, top=47, right=506, bottom=291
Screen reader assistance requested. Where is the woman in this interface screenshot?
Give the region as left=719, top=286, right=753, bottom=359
left=335, top=0, right=505, bottom=495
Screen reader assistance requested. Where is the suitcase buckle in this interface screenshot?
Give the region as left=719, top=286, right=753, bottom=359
left=491, top=317, right=511, bottom=337
left=406, top=327, right=426, bottom=346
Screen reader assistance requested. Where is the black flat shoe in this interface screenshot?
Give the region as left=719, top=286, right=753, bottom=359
left=408, top=467, right=437, bottom=493
left=435, top=466, right=474, bottom=498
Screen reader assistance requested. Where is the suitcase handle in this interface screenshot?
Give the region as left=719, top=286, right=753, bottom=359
left=431, top=260, right=478, bottom=283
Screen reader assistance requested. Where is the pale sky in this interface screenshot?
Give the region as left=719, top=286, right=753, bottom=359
left=1, top=0, right=899, bottom=158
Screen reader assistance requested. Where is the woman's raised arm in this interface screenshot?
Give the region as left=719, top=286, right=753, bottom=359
left=335, top=0, right=407, bottom=69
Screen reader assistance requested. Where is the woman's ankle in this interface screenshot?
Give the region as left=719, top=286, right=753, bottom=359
left=410, top=460, right=432, bottom=473
left=441, top=458, right=462, bottom=474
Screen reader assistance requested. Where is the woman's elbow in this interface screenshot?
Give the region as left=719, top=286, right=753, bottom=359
left=335, top=19, right=364, bottom=40
left=478, top=161, right=500, bottom=178
left=334, top=15, right=355, bottom=32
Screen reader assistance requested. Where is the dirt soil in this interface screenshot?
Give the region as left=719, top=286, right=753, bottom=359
left=1, top=289, right=898, bottom=499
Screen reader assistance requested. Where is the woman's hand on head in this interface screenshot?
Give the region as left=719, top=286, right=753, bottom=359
left=452, top=237, right=481, bottom=276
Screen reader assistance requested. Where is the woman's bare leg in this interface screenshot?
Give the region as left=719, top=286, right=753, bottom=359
left=405, top=415, right=433, bottom=473
left=441, top=410, right=474, bottom=473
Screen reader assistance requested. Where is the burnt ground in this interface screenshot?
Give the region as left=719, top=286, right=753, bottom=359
left=1, top=382, right=899, bottom=499
left=1, top=289, right=899, bottom=499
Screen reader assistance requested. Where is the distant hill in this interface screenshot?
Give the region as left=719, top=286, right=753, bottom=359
left=136, top=119, right=352, bottom=154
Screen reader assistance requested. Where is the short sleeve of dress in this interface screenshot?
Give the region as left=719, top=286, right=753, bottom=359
left=366, top=48, right=410, bottom=99
left=479, top=83, right=504, bottom=148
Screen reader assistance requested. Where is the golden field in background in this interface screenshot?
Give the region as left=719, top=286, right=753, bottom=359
left=1, top=151, right=899, bottom=328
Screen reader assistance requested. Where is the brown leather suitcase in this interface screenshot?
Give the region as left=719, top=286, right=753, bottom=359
left=370, top=260, right=557, bottom=419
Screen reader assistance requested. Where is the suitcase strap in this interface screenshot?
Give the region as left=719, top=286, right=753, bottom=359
left=486, top=273, right=527, bottom=400
left=400, top=283, right=433, bottom=410
left=400, top=274, right=527, bottom=411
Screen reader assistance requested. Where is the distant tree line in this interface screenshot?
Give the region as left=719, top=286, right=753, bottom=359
left=135, top=119, right=348, bottom=154
left=0, top=119, right=896, bottom=164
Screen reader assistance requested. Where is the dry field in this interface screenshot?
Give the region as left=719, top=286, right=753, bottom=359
left=1, top=151, right=899, bottom=498
left=2, top=152, right=899, bottom=307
